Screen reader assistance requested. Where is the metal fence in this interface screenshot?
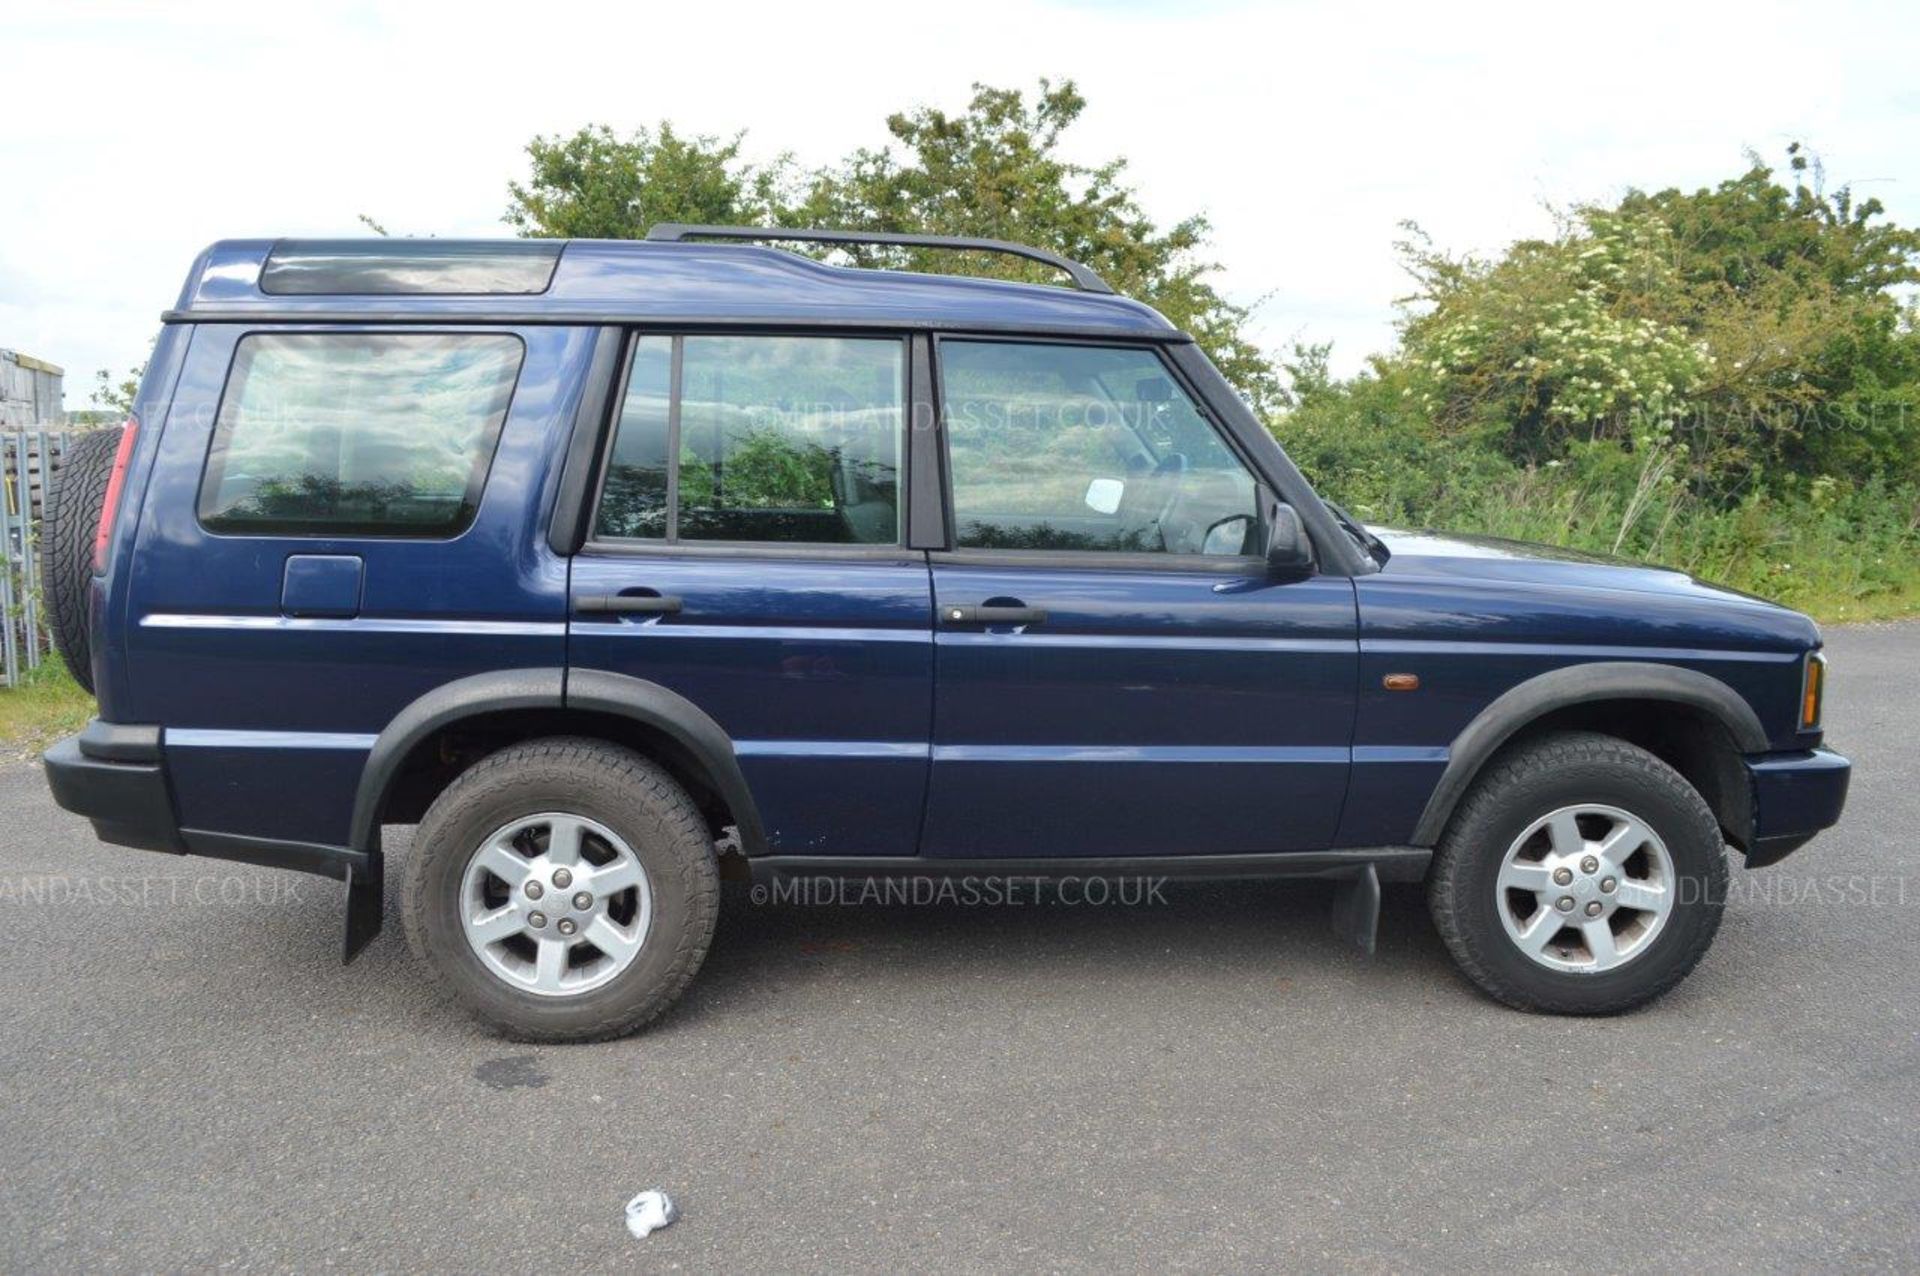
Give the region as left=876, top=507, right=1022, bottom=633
left=2, top=429, right=80, bottom=686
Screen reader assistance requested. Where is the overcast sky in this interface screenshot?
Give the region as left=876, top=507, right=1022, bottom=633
left=3, top=0, right=1916, bottom=411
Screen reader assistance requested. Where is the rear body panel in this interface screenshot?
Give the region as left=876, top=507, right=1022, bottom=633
left=90, top=321, right=194, bottom=724
left=114, top=322, right=591, bottom=846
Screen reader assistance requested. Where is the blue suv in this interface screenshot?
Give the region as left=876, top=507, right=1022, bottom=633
left=41, top=228, right=1851, bottom=1041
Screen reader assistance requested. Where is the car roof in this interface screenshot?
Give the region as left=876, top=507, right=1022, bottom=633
left=169, top=238, right=1182, bottom=340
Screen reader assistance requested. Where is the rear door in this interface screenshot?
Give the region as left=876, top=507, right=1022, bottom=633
left=566, top=332, right=933, bottom=857
left=122, top=323, right=587, bottom=848
left=922, top=337, right=1358, bottom=858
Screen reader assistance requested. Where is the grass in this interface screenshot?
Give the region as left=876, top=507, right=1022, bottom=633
left=1396, top=480, right=1920, bottom=626
left=1274, top=411, right=1920, bottom=627
left=0, top=655, right=95, bottom=756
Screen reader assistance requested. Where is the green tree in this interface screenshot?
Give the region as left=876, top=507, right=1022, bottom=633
left=505, top=123, right=792, bottom=239
left=1271, top=147, right=1920, bottom=619
left=90, top=364, right=144, bottom=416
left=1627, top=145, right=1919, bottom=297
left=1618, top=147, right=1920, bottom=486
left=1395, top=211, right=1709, bottom=457
left=796, top=80, right=1277, bottom=409
left=1390, top=148, right=1920, bottom=494
left=504, top=82, right=1278, bottom=409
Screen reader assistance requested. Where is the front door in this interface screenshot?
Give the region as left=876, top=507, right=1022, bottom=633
left=921, top=338, right=1357, bottom=858
left=566, top=332, right=933, bottom=856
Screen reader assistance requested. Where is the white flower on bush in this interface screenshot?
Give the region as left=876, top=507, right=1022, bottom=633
left=1410, top=211, right=1706, bottom=429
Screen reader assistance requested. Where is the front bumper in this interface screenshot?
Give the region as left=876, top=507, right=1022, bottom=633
left=1743, top=745, right=1851, bottom=868
left=44, top=720, right=382, bottom=958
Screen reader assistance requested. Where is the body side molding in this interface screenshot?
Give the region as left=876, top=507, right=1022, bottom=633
left=1410, top=660, right=1769, bottom=847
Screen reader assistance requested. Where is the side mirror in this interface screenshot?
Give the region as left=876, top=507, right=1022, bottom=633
left=1201, top=513, right=1255, bottom=557
left=1266, top=503, right=1313, bottom=576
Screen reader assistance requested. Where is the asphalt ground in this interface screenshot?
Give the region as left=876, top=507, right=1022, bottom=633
left=1, top=622, right=1915, bottom=1271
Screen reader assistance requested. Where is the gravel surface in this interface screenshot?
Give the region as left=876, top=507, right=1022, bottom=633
left=2, top=623, right=1914, bottom=1271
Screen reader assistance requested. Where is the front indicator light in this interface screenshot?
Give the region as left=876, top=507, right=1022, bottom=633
left=1800, top=651, right=1825, bottom=731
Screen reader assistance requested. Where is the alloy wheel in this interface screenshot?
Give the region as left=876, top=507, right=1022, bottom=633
left=1494, top=803, right=1676, bottom=973
left=459, top=812, right=654, bottom=996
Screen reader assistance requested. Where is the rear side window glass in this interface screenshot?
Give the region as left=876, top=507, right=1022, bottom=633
left=596, top=335, right=903, bottom=545
left=199, top=333, right=524, bottom=537
left=260, top=241, right=561, bottom=295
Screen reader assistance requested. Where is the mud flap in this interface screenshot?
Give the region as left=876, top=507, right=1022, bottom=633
left=342, top=847, right=384, bottom=963
left=1330, top=862, right=1381, bottom=955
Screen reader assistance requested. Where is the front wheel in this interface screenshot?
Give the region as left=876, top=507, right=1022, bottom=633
left=1427, top=731, right=1728, bottom=1014
left=402, top=738, right=719, bottom=1042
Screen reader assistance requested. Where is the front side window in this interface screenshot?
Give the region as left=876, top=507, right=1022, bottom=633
left=596, top=335, right=903, bottom=545
left=941, top=340, right=1259, bottom=556
left=200, top=332, right=524, bottom=536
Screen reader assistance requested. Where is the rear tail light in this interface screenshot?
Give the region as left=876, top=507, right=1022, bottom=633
left=92, top=416, right=138, bottom=574
left=1800, top=651, right=1826, bottom=731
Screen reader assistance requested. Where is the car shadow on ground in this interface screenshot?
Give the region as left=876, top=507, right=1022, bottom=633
left=675, top=875, right=1461, bottom=1026
left=236, top=834, right=1469, bottom=1037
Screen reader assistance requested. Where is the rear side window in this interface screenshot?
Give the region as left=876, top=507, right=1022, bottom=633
left=595, top=334, right=903, bottom=545
left=199, top=333, right=524, bottom=537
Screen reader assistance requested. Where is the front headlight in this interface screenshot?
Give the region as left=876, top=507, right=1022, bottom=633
left=1799, top=650, right=1826, bottom=731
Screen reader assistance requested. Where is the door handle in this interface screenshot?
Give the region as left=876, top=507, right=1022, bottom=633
left=575, top=593, right=683, bottom=616
left=942, top=604, right=1047, bottom=626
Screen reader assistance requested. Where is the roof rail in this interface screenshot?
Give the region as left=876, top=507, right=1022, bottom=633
left=645, top=224, right=1116, bottom=295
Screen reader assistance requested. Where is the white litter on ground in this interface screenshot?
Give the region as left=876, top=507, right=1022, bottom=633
left=625, top=1189, right=680, bottom=1239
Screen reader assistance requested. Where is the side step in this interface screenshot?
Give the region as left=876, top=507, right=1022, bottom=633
left=749, top=848, right=1423, bottom=955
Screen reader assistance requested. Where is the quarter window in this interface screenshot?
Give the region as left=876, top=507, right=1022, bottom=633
left=941, top=340, right=1259, bottom=556
left=199, top=332, right=523, bottom=536
left=595, top=335, right=903, bottom=545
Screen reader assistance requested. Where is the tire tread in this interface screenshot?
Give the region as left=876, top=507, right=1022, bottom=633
left=401, top=737, right=719, bottom=1043
left=40, top=428, right=121, bottom=694
left=1428, top=730, right=1727, bottom=1014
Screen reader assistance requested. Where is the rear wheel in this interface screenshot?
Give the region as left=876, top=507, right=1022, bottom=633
left=40, top=428, right=122, bottom=694
left=402, top=738, right=720, bottom=1042
left=1427, top=731, right=1727, bottom=1014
